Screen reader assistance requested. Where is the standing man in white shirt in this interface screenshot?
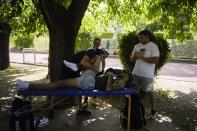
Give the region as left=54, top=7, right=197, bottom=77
left=130, top=29, right=160, bottom=118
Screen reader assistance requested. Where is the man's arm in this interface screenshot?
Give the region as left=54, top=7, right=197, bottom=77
left=141, top=44, right=160, bottom=64
left=140, top=56, right=159, bottom=64
left=130, top=46, right=138, bottom=61
left=130, top=51, right=141, bottom=61
left=101, top=59, right=106, bottom=72
left=80, top=55, right=96, bottom=70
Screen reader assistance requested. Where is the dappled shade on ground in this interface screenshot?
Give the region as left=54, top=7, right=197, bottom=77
left=0, top=63, right=196, bottom=131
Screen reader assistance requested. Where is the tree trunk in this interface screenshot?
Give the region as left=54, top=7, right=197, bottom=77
left=38, top=0, right=90, bottom=81
left=36, top=0, right=90, bottom=106
left=0, top=22, right=11, bottom=70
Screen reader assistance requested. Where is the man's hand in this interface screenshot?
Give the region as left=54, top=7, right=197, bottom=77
left=137, top=51, right=144, bottom=58
left=131, top=51, right=143, bottom=61
left=140, top=56, right=159, bottom=64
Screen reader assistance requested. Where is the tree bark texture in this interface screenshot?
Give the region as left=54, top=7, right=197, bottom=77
left=0, top=22, right=11, bottom=70
left=37, top=0, right=90, bottom=82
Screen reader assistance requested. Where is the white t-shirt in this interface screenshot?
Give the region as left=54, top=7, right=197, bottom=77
left=132, top=42, right=160, bottom=78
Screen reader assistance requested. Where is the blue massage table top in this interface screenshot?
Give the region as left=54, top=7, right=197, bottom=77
left=18, top=87, right=138, bottom=96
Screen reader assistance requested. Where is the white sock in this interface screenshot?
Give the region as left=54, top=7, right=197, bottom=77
left=63, top=60, right=78, bottom=71
left=16, top=79, right=29, bottom=90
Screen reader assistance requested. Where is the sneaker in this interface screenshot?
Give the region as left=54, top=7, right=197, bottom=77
left=63, top=60, right=78, bottom=71
left=16, top=79, right=29, bottom=90
left=34, top=116, right=49, bottom=128
left=150, top=109, right=158, bottom=119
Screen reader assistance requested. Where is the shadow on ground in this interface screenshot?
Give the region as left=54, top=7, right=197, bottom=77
left=154, top=89, right=197, bottom=131
left=102, top=88, right=197, bottom=131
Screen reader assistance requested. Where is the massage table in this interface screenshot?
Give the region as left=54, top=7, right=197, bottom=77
left=17, top=86, right=138, bottom=131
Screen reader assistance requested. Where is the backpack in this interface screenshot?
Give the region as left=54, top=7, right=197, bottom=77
left=9, top=98, right=36, bottom=131
left=121, top=94, right=146, bottom=129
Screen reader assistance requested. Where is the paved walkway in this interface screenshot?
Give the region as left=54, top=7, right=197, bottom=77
left=157, top=62, right=197, bottom=94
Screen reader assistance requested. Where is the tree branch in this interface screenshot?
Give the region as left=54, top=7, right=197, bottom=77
left=66, top=0, right=90, bottom=34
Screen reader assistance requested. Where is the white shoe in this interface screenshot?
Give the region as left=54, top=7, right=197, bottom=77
left=16, top=79, right=29, bottom=90
left=63, top=60, right=78, bottom=71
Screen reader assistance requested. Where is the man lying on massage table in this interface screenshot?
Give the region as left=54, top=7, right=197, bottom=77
left=17, top=49, right=130, bottom=91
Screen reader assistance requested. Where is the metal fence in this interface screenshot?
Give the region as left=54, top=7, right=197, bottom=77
left=22, top=48, right=36, bottom=64
left=10, top=48, right=48, bottom=66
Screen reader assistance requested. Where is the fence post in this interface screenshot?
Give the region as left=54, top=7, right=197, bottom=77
left=22, top=48, right=36, bottom=65
left=22, top=49, right=25, bottom=64
left=34, top=49, right=36, bottom=65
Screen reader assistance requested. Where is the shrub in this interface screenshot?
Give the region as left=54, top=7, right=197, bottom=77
left=76, top=32, right=92, bottom=52
left=118, top=32, right=139, bottom=73
left=14, top=35, right=34, bottom=49
left=118, top=32, right=171, bottom=75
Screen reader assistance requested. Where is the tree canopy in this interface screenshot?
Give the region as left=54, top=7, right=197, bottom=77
left=14, top=1, right=45, bottom=35
left=2, top=0, right=196, bottom=41
left=0, top=0, right=196, bottom=72
left=0, top=0, right=23, bottom=25
left=79, top=0, right=197, bottom=41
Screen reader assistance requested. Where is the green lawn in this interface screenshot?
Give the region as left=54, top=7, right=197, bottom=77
left=10, top=35, right=49, bottom=51
left=33, top=35, right=49, bottom=51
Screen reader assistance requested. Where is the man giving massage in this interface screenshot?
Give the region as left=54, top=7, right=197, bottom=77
left=17, top=49, right=129, bottom=91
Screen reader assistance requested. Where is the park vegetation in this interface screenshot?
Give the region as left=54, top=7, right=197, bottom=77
left=0, top=0, right=196, bottom=82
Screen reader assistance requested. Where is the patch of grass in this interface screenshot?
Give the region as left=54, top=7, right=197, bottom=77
left=10, top=36, right=49, bottom=51
left=33, top=36, right=49, bottom=51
